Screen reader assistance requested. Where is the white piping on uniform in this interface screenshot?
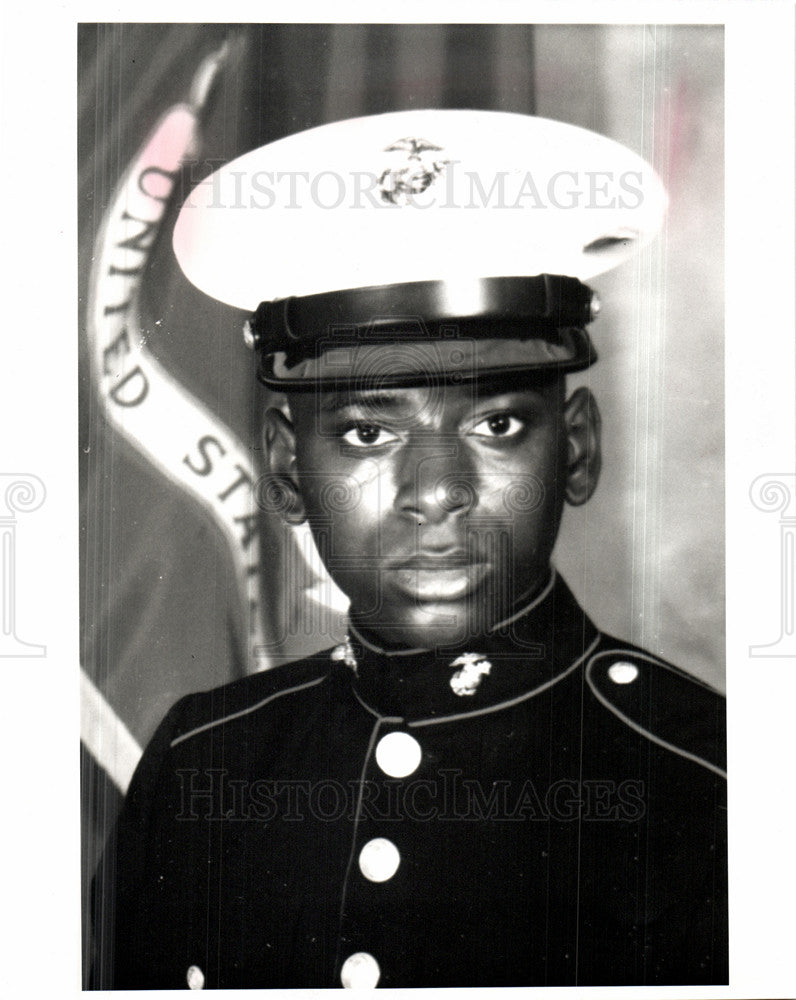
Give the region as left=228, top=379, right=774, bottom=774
left=169, top=674, right=328, bottom=748
left=349, top=623, right=427, bottom=657
left=488, top=569, right=556, bottom=630
left=350, top=685, right=403, bottom=724
left=334, top=717, right=385, bottom=974
left=407, top=632, right=602, bottom=728
left=585, top=651, right=727, bottom=779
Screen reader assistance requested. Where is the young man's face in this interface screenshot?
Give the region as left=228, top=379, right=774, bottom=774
left=270, top=378, right=599, bottom=650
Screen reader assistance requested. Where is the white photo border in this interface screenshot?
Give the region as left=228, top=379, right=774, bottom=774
left=1, top=3, right=793, bottom=998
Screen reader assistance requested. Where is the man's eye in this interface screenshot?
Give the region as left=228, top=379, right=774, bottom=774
left=470, top=413, right=525, bottom=438
left=341, top=424, right=398, bottom=447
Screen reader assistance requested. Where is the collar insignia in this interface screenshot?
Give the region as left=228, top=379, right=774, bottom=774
left=449, top=652, right=492, bottom=696
left=331, top=637, right=358, bottom=675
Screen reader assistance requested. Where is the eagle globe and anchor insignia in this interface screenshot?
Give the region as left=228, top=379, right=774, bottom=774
left=378, top=136, right=451, bottom=205
left=449, top=652, right=493, bottom=696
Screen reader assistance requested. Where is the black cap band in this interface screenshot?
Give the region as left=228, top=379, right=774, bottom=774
left=251, top=275, right=593, bottom=348
left=247, top=275, right=597, bottom=390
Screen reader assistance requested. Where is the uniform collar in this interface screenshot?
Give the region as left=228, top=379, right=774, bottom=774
left=339, top=571, right=599, bottom=723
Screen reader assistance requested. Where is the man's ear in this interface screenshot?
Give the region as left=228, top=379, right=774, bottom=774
left=563, top=387, right=601, bottom=506
left=262, top=407, right=306, bottom=525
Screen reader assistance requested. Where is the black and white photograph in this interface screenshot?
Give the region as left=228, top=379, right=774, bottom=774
left=78, top=21, right=729, bottom=989
left=1, top=6, right=795, bottom=998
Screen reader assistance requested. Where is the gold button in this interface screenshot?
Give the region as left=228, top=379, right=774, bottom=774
left=608, top=661, right=639, bottom=684
left=375, top=731, right=422, bottom=777
left=358, top=837, right=401, bottom=882
left=340, top=951, right=380, bottom=988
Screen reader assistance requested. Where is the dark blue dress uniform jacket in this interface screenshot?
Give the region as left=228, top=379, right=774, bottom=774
left=91, top=574, right=727, bottom=988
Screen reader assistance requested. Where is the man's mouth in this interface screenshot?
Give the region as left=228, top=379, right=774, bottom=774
left=390, top=549, right=471, bottom=570
left=385, top=551, right=490, bottom=601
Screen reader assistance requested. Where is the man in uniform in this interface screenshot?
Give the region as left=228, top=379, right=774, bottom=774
left=91, top=110, right=727, bottom=988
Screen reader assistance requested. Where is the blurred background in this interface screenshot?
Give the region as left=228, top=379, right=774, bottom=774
left=79, top=22, right=723, bottom=981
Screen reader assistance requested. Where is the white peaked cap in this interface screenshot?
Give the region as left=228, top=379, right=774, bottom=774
left=173, top=109, right=667, bottom=312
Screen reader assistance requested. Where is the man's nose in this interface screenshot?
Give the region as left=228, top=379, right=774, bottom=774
left=394, top=438, right=477, bottom=525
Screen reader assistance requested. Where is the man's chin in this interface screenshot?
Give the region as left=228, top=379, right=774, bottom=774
left=354, top=598, right=502, bottom=653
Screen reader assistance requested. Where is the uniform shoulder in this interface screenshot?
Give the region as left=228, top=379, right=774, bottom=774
left=165, top=648, right=335, bottom=749
left=585, top=636, right=726, bottom=777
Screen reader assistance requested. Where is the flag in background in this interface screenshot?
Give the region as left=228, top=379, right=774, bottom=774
left=79, top=22, right=724, bottom=982
left=79, top=19, right=542, bottom=827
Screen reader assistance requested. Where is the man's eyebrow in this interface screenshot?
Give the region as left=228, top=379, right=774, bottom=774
left=318, top=391, right=409, bottom=413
